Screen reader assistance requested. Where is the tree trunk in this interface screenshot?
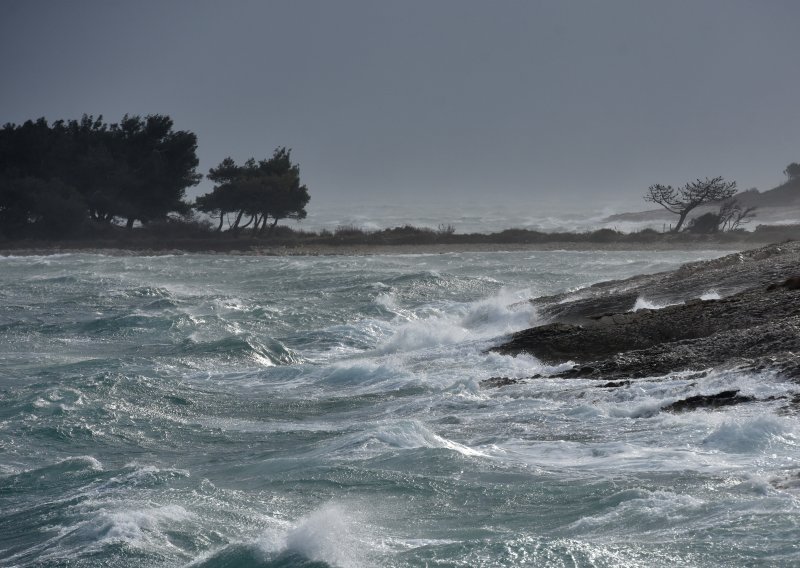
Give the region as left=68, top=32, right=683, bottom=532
left=239, top=215, right=255, bottom=230
left=216, top=212, right=225, bottom=232
left=673, top=210, right=689, bottom=232
left=231, top=210, right=245, bottom=232
left=125, top=217, right=135, bottom=230
left=267, top=217, right=280, bottom=234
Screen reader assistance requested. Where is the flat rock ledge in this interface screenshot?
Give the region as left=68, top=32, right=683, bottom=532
left=488, top=241, right=800, bottom=386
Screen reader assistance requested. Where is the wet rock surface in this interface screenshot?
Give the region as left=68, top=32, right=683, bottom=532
left=662, top=390, right=756, bottom=412
left=530, top=241, right=800, bottom=323
left=490, top=241, right=800, bottom=384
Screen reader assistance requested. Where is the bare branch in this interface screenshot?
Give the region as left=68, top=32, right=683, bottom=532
left=644, top=176, right=738, bottom=232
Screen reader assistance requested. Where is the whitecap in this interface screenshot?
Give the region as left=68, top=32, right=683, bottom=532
left=283, top=504, right=366, bottom=568
left=703, top=415, right=797, bottom=454
left=72, top=504, right=194, bottom=549
left=631, top=296, right=683, bottom=311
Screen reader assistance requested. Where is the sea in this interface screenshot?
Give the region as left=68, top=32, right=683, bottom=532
left=1, top=249, right=799, bottom=567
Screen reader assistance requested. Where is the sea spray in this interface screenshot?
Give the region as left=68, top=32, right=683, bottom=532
left=283, top=504, right=368, bottom=568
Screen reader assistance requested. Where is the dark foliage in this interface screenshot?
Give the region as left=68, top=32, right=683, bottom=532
left=0, top=115, right=200, bottom=237
left=686, top=212, right=721, bottom=234
left=196, top=148, right=310, bottom=234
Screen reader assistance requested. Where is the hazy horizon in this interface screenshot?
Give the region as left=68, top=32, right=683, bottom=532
left=2, top=1, right=799, bottom=219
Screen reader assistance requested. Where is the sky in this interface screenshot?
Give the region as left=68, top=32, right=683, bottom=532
left=2, top=0, right=799, bottom=218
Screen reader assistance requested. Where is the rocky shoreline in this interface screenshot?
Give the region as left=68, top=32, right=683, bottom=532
left=486, top=241, right=800, bottom=405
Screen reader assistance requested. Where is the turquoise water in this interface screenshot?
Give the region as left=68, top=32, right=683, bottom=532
left=1, top=251, right=799, bottom=567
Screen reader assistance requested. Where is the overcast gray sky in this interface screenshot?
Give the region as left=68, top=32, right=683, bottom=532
left=2, top=0, right=799, bottom=215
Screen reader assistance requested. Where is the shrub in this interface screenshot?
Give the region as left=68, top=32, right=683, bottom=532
left=586, top=228, right=622, bottom=243
left=334, top=224, right=368, bottom=237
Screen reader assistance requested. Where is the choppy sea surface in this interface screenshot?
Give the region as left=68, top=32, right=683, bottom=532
left=1, top=250, right=799, bottom=567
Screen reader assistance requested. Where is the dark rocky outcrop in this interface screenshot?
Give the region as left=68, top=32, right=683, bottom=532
left=662, top=390, right=755, bottom=412
left=490, top=241, right=800, bottom=383
left=530, top=241, right=800, bottom=324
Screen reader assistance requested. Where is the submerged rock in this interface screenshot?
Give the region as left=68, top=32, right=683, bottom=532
left=480, top=376, right=520, bottom=388
left=662, top=390, right=756, bottom=412
left=596, top=380, right=631, bottom=388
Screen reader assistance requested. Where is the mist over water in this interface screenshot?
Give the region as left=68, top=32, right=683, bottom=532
left=297, top=202, right=632, bottom=234
left=2, top=250, right=799, bottom=567
left=294, top=199, right=800, bottom=235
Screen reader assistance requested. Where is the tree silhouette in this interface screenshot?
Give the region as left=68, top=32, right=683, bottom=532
left=196, top=148, right=310, bottom=234
left=0, top=114, right=201, bottom=236
left=113, top=115, right=201, bottom=228
left=644, top=176, right=737, bottom=232
left=784, top=163, right=800, bottom=180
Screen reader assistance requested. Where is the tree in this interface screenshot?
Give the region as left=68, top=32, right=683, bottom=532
left=717, top=199, right=756, bottom=231
left=113, top=115, right=202, bottom=228
left=644, top=176, right=737, bottom=232
left=684, top=199, right=756, bottom=234
left=195, top=157, right=241, bottom=231
left=196, top=148, right=310, bottom=234
left=784, top=162, right=800, bottom=181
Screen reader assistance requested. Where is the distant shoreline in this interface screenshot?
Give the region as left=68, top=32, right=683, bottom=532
left=3, top=217, right=799, bottom=257
left=0, top=239, right=772, bottom=257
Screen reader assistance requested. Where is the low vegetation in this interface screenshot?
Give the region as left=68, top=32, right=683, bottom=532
left=3, top=218, right=799, bottom=253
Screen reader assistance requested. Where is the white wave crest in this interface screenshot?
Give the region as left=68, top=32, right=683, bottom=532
left=377, top=289, right=535, bottom=354
left=85, top=504, right=192, bottom=543
left=631, top=297, right=683, bottom=312
left=308, top=419, right=487, bottom=459
left=700, top=290, right=721, bottom=300
left=284, top=504, right=366, bottom=568
left=703, top=416, right=797, bottom=454
left=370, top=419, right=487, bottom=457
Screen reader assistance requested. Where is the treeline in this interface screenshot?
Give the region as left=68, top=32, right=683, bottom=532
left=0, top=114, right=309, bottom=239
left=0, top=115, right=200, bottom=237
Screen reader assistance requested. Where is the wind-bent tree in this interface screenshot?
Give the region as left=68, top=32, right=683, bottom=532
left=644, top=176, right=737, bottom=232
left=717, top=199, right=756, bottom=231
left=195, top=157, right=242, bottom=231
left=196, top=148, right=310, bottom=234
left=685, top=199, right=757, bottom=233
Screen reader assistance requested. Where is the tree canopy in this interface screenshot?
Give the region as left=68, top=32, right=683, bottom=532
left=0, top=115, right=200, bottom=236
left=784, top=162, right=800, bottom=181
left=644, top=176, right=738, bottom=232
left=196, top=148, right=310, bottom=234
